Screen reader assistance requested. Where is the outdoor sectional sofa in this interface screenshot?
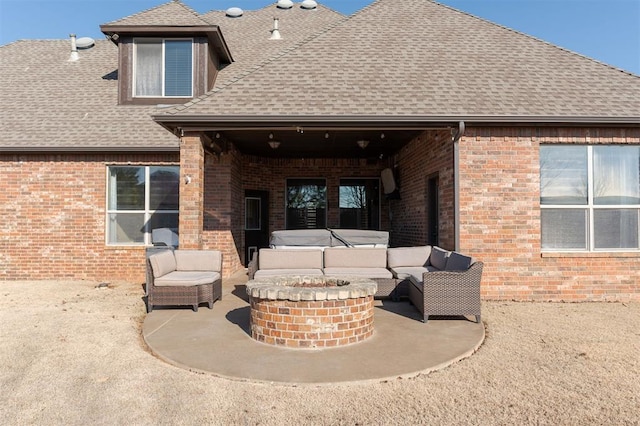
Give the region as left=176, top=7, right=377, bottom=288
left=248, top=233, right=483, bottom=323
left=146, top=249, right=223, bottom=313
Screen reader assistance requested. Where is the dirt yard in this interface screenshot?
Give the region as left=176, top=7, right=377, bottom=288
left=1, top=279, right=638, bottom=425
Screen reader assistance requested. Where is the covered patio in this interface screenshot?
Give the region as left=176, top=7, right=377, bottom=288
left=156, top=116, right=465, bottom=277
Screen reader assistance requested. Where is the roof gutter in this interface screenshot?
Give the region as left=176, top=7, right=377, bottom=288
left=452, top=121, right=465, bottom=252
left=153, top=114, right=640, bottom=131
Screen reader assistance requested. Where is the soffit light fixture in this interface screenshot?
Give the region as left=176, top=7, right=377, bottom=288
left=268, top=133, right=281, bottom=149
left=357, top=140, right=370, bottom=149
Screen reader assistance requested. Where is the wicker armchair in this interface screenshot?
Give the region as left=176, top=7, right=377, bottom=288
left=409, top=261, right=483, bottom=323
left=146, top=249, right=223, bottom=313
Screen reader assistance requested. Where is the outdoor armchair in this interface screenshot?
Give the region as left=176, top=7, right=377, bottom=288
left=146, top=249, right=222, bottom=313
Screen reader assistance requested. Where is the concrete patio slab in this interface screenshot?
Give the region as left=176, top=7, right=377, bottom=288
left=142, top=271, right=485, bottom=385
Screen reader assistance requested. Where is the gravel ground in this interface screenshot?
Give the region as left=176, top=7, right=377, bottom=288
left=1, top=279, right=639, bottom=425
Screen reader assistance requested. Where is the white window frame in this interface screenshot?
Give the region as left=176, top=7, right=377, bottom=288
left=106, top=166, right=180, bottom=246
left=541, top=145, right=640, bottom=252
left=132, top=38, right=194, bottom=98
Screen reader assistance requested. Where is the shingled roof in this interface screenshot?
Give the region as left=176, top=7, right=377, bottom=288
left=0, top=1, right=344, bottom=151
left=201, top=4, right=345, bottom=88
left=102, top=0, right=208, bottom=27
left=159, top=0, right=640, bottom=124
left=0, top=40, right=179, bottom=151
left=2, top=0, right=638, bottom=152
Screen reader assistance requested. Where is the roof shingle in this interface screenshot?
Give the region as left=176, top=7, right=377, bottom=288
left=161, top=0, right=640, bottom=121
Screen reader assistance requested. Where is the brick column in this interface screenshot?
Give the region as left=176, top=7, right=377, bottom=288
left=179, top=132, right=205, bottom=249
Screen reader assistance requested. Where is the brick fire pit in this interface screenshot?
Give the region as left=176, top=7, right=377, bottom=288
left=246, top=276, right=377, bottom=349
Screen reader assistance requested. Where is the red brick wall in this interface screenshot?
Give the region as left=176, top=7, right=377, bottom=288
left=459, top=127, right=640, bottom=301
left=4, top=126, right=639, bottom=301
left=0, top=152, right=178, bottom=282
left=202, top=144, right=244, bottom=276
left=179, top=133, right=205, bottom=249
left=391, top=130, right=455, bottom=249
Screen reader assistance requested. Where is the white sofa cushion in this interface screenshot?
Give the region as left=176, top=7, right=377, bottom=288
left=323, top=247, right=387, bottom=268
left=258, top=248, right=323, bottom=270
left=149, top=250, right=177, bottom=278
left=254, top=269, right=324, bottom=279
left=389, top=266, right=429, bottom=284
left=387, top=246, right=432, bottom=268
left=323, top=267, right=393, bottom=279
left=155, top=271, right=221, bottom=287
left=175, top=250, right=222, bottom=272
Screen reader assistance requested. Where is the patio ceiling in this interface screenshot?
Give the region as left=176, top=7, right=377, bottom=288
left=209, top=128, right=425, bottom=158
left=157, top=116, right=463, bottom=158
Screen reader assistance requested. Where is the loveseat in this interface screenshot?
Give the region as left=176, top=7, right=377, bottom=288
left=147, top=249, right=223, bottom=312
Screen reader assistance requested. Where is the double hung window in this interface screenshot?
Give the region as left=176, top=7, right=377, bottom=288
left=540, top=145, right=640, bottom=251
left=134, top=39, right=193, bottom=97
left=107, top=166, right=179, bottom=245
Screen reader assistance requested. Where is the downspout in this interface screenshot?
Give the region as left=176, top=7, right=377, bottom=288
left=452, top=121, right=465, bottom=251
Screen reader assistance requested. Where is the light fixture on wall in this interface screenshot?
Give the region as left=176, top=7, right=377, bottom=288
left=268, top=132, right=281, bottom=149
left=357, top=140, right=370, bottom=149
left=184, top=175, right=192, bottom=184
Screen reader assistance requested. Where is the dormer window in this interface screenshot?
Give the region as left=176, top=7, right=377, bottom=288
left=134, top=38, right=193, bottom=98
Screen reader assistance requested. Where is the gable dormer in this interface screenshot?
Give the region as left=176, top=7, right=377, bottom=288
left=100, top=1, right=232, bottom=105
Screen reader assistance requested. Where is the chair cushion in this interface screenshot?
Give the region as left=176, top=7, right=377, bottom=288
left=258, top=249, right=323, bottom=270
left=323, top=247, right=387, bottom=268
left=323, top=267, right=393, bottom=279
left=389, top=266, right=429, bottom=283
left=429, top=246, right=449, bottom=271
left=175, top=250, right=222, bottom=272
left=149, top=250, right=177, bottom=278
left=387, top=246, right=432, bottom=268
left=253, top=269, right=324, bottom=279
left=445, top=251, right=473, bottom=271
left=154, top=271, right=221, bottom=287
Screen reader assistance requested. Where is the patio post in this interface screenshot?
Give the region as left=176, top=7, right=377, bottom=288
left=178, top=131, right=205, bottom=249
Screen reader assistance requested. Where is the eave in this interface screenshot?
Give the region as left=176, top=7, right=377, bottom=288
left=99, top=24, right=233, bottom=64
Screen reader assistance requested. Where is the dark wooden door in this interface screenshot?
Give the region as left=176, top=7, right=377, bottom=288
left=244, top=190, right=269, bottom=266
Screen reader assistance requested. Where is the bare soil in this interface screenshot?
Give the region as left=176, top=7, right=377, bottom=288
left=1, top=279, right=638, bottom=425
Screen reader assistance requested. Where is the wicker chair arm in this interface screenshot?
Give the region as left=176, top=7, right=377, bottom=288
left=422, top=261, right=484, bottom=287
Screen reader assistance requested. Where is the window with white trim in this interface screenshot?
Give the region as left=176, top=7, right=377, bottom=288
left=134, top=38, right=193, bottom=97
left=540, top=145, right=640, bottom=251
left=107, top=166, right=179, bottom=245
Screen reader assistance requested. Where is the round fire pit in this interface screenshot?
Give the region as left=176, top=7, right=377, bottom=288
left=246, top=276, right=377, bottom=349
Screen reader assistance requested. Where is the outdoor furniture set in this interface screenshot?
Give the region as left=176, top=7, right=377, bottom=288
left=144, top=229, right=483, bottom=323
left=248, top=229, right=483, bottom=323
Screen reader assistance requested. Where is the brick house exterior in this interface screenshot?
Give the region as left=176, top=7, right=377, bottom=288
left=1, top=1, right=639, bottom=300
